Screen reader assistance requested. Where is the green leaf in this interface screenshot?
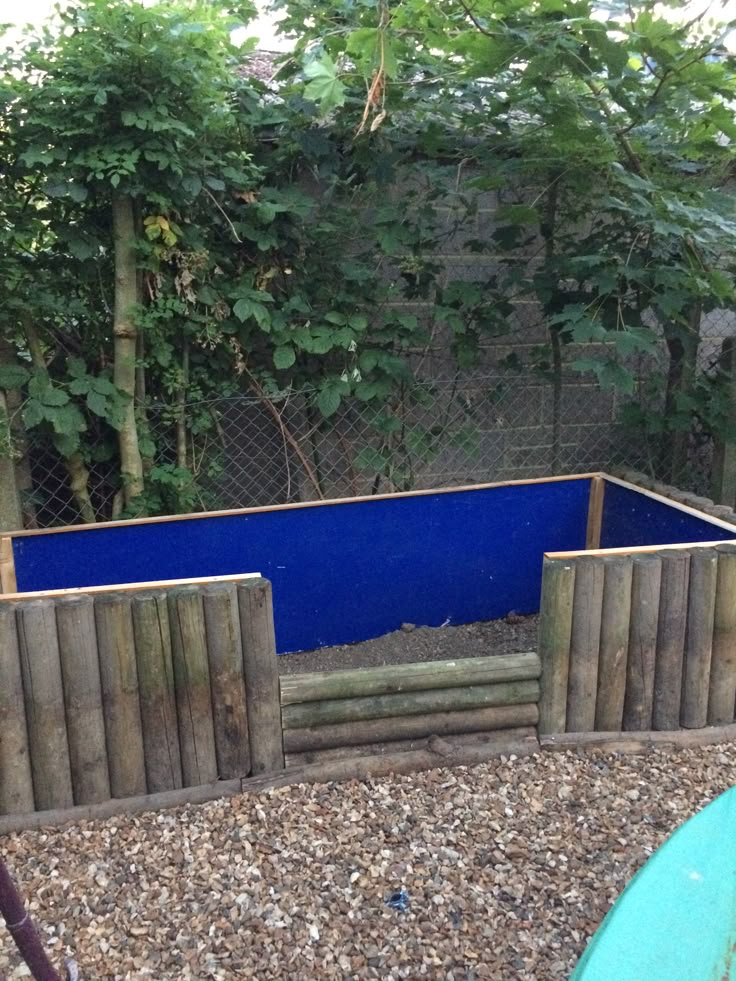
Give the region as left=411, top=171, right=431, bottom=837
left=28, top=375, right=69, bottom=406
left=0, top=364, right=30, bottom=389
left=348, top=313, right=369, bottom=331
left=309, top=329, right=335, bottom=354
left=52, top=432, right=81, bottom=456
left=68, top=377, right=92, bottom=395
left=182, top=175, right=203, bottom=197
left=273, top=345, right=296, bottom=369
left=354, top=446, right=389, bottom=472
left=233, top=298, right=255, bottom=322
left=47, top=402, right=86, bottom=436
left=304, top=54, right=346, bottom=113
left=205, top=176, right=226, bottom=191
left=317, top=384, right=342, bottom=418
left=573, top=358, right=636, bottom=395
left=67, top=236, right=97, bottom=261
left=86, top=390, right=108, bottom=417
left=23, top=400, right=44, bottom=429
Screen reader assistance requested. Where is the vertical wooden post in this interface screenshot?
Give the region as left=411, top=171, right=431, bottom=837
left=131, top=592, right=183, bottom=793
left=623, top=554, right=662, bottom=731
left=203, top=582, right=251, bottom=779
left=566, top=555, right=605, bottom=732
left=16, top=599, right=74, bottom=810
left=238, top=578, right=284, bottom=774
left=708, top=543, right=736, bottom=725
left=95, top=592, right=147, bottom=798
left=537, top=557, right=576, bottom=736
left=585, top=475, right=605, bottom=550
left=652, top=550, right=691, bottom=731
left=168, top=586, right=218, bottom=787
left=0, top=537, right=17, bottom=594
left=55, top=595, right=110, bottom=804
left=0, top=603, right=34, bottom=815
left=595, top=555, right=633, bottom=731
left=681, top=548, right=718, bottom=729
left=712, top=338, right=736, bottom=506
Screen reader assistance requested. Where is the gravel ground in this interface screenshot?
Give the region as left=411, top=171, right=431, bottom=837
left=2, top=743, right=735, bottom=980
left=279, top=616, right=539, bottom=675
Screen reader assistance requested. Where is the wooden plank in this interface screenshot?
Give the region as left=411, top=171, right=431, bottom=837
left=168, top=586, right=218, bottom=787
left=547, top=539, right=736, bottom=560
left=283, top=703, right=540, bottom=753
left=281, top=679, right=540, bottom=730
left=566, top=555, right=605, bottom=732
left=95, top=592, right=147, bottom=798
left=285, top=727, right=535, bottom=767
left=0, top=729, right=540, bottom=835
left=238, top=578, right=284, bottom=775
left=595, top=555, right=633, bottom=731
left=708, top=543, right=736, bottom=725
left=280, top=652, right=541, bottom=706
left=0, top=536, right=17, bottom=594
left=537, top=556, right=576, bottom=735
left=16, top=599, right=74, bottom=810
left=202, top=582, right=251, bottom=779
left=541, top=723, right=736, bottom=753
left=681, top=548, right=718, bottom=729
left=585, top=475, right=605, bottom=550
left=131, top=592, right=183, bottom=793
left=247, top=729, right=539, bottom=793
left=711, top=341, right=736, bottom=505
left=652, top=550, right=690, bottom=731
left=623, top=554, right=662, bottom=731
left=0, top=602, right=34, bottom=815
left=0, top=572, right=260, bottom=603
left=3, top=473, right=600, bottom=540
left=55, top=595, right=110, bottom=805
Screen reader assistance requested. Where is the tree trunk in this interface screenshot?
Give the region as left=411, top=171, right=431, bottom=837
left=662, top=303, right=700, bottom=485
left=176, top=338, right=189, bottom=470
left=0, top=337, right=29, bottom=531
left=113, top=193, right=145, bottom=510
left=0, top=389, right=23, bottom=531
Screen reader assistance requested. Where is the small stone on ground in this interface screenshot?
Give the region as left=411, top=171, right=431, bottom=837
left=1, top=743, right=734, bottom=979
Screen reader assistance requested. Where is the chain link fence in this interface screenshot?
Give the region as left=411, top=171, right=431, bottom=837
left=23, top=368, right=647, bottom=527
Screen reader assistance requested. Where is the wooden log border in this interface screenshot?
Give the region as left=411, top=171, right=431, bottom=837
left=4, top=471, right=736, bottom=827
left=0, top=574, right=281, bottom=819
left=541, top=536, right=736, bottom=736
left=279, top=652, right=540, bottom=767
left=5, top=723, right=736, bottom=835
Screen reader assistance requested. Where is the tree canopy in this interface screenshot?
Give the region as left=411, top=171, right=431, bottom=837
left=2, top=0, right=736, bottom=526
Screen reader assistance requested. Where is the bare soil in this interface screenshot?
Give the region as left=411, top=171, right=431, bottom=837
left=278, top=614, right=540, bottom=675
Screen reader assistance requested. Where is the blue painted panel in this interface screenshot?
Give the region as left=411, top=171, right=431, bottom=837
left=600, top=481, right=735, bottom=550
left=12, top=480, right=591, bottom=653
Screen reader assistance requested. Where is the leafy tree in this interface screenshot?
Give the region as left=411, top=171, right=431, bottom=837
left=1, top=0, right=458, bottom=523
left=2, top=0, right=261, bottom=517
left=278, top=0, right=736, bottom=483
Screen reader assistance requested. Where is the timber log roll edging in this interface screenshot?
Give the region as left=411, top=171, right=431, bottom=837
left=279, top=652, right=541, bottom=765
left=0, top=575, right=281, bottom=819
left=539, top=544, right=736, bottom=736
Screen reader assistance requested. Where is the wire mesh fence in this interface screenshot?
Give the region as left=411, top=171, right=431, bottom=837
left=23, top=369, right=648, bottom=527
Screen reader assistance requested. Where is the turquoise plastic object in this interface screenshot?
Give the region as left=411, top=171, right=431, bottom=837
left=572, top=786, right=736, bottom=980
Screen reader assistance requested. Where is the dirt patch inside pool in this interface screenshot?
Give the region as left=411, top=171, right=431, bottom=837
left=278, top=613, right=539, bottom=674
